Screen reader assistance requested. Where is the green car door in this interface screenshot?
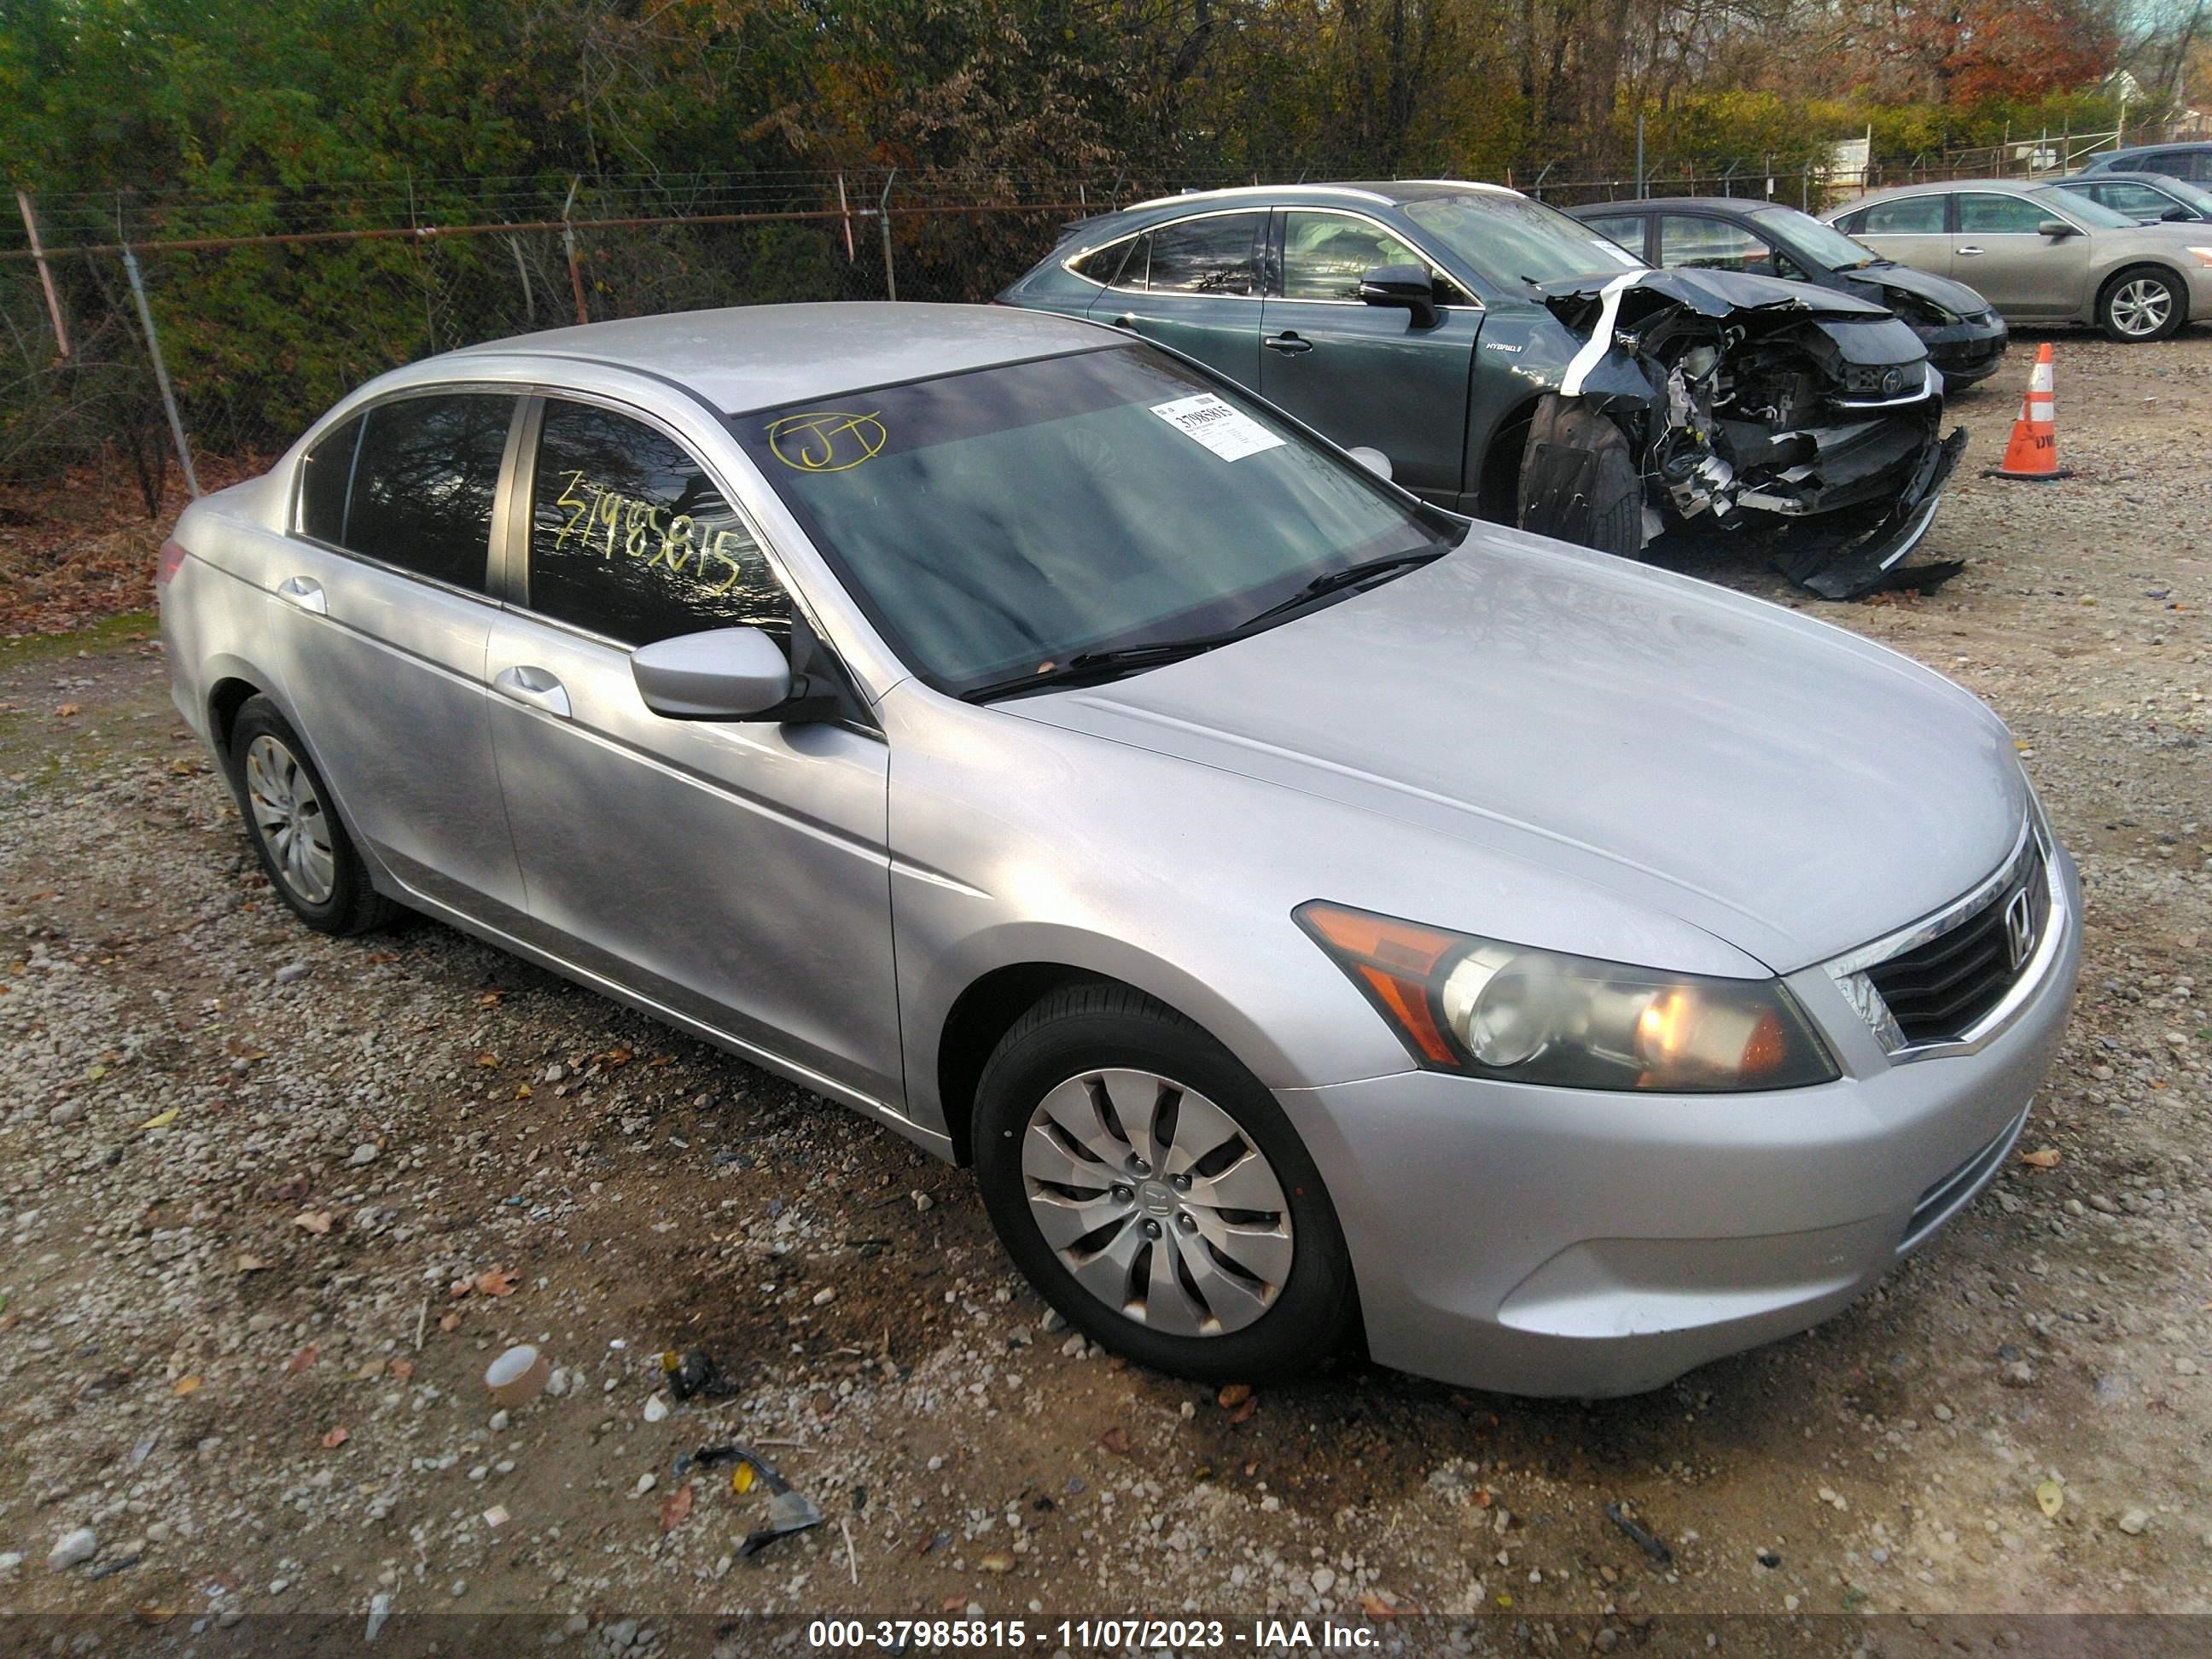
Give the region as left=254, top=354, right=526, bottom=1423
left=1085, top=210, right=1265, bottom=385
left=1254, top=207, right=1482, bottom=501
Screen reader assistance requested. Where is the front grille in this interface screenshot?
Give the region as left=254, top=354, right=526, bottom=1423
left=1865, top=842, right=2051, bottom=1045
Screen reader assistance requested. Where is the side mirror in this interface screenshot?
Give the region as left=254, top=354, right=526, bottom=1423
left=1346, top=445, right=1394, bottom=481
left=2036, top=218, right=2078, bottom=238
left=1357, top=264, right=1440, bottom=329
left=2161, top=205, right=2190, bottom=221
left=632, top=626, right=794, bottom=720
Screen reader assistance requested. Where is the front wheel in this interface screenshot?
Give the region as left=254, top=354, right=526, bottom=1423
left=2098, top=266, right=2186, bottom=342
left=973, top=984, right=1354, bottom=1382
left=1516, top=394, right=1644, bottom=558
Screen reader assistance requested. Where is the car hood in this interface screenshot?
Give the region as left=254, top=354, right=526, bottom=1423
left=1539, top=265, right=1895, bottom=322
left=1005, top=533, right=2026, bottom=974
left=1852, top=262, right=1994, bottom=317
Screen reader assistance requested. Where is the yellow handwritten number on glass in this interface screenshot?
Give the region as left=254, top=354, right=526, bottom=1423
left=765, top=411, right=886, bottom=473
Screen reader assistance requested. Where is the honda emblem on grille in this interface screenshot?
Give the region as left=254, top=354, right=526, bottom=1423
left=2003, top=887, right=2035, bottom=970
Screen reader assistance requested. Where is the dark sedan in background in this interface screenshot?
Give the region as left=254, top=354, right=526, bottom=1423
left=1570, top=196, right=2008, bottom=385
left=1000, top=181, right=1965, bottom=598
left=2075, top=142, right=2212, bottom=185
left=2051, top=171, right=2212, bottom=226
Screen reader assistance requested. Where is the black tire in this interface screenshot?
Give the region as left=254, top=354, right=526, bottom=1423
left=226, top=696, right=396, bottom=935
left=2098, top=265, right=2186, bottom=343
left=1516, top=393, right=1644, bottom=558
left=973, top=983, right=1354, bottom=1382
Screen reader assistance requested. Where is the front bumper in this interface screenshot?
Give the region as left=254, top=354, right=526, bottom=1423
left=1920, top=317, right=2008, bottom=385
left=1276, top=847, right=2081, bottom=1398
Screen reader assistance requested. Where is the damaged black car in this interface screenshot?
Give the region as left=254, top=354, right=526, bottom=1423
left=998, top=180, right=1967, bottom=599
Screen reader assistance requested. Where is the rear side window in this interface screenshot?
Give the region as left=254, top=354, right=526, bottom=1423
left=1658, top=216, right=1775, bottom=276
left=1859, top=196, right=1945, bottom=235
left=300, top=393, right=512, bottom=592
left=527, top=399, right=790, bottom=649
left=1580, top=214, right=1646, bottom=255
left=1144, top=213, right=1262, bottom=295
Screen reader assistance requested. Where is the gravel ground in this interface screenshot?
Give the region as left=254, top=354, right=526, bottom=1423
left=0, top=329, right=2207, bottom=1647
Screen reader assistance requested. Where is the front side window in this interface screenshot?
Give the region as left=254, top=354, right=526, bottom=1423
left=527, top=400, right=789, bottom=648
left=1858, top=196, right=1945, bottom=235
left=2089, top=182, right=2167, bottom=217
left=1958, top=193, right=2054, bottom=234
left=1279, top=211, right=1430, bottom=300
left=1752, top=205, right=1880, bottom=271
left=300, top=393, right=512, bottom=591
left=1144, top=213, right=1261, bottom=295
left=1658, top=216, right=1774, bottom=276
left=732, top=345, right=1448, bottom=696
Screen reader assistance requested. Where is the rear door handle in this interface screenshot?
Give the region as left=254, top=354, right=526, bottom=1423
left=276, top=576, right=326, bottom=615
left=1956, top=245, right=1985, bottom=256
left=492, top=665, right=572, bottom=720
left=1263, top=332, right=1313, bottom=354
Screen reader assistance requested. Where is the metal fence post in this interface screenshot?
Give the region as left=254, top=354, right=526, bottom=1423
left=1635, top=112, right=1646, bottom=200
left=120, top=245, right=201, bottom=500
left=878, top=170, right=898, bottom=303
left=15, top=191, right=69, bottom=358
left=562, top=177, right=588, bottom=326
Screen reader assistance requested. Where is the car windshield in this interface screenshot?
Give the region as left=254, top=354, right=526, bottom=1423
left=731, top=345, right=1448, bottom=697
left=1751, top=205, right=1881, bottom=271
left=1401, top=191, right=1645, bottom=289
left=2029, top=186, right=2135, bottom=229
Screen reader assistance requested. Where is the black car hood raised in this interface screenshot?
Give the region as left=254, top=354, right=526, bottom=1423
left=1849, top=261, right=1992, bottom=317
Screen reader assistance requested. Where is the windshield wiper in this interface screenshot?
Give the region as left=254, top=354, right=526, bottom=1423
left=959, top=543, right=1452, bottom=705
left=958, top=634, right=1243, bottom=704
left=1237, top=544, right=1452, bottom=632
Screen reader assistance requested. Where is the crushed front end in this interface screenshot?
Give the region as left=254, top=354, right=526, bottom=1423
left=1543, top=269, right=1968, bottom=599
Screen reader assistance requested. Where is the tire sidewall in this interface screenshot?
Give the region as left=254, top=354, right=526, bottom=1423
left=974, top=1001, right=1353, bottom=1382
left=2102, top=268, right=2184, bottom=342
left=226, top=699, right=365, bottom=933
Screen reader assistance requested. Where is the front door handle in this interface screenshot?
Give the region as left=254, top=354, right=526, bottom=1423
left=492, top=665, right=572, bottom=720
left=276, top=576, right=326, bottom=615
left=1263, top=332, right=1313, bottom=355
left=1956, top=245, right=1986, bottom=256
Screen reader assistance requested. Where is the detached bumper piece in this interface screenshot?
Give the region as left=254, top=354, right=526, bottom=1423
left=1540, top=268, right=1969, bottom=601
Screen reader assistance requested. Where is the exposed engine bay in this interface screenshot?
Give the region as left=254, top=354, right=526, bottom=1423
left=1535, top=268, right=1968, bottom=599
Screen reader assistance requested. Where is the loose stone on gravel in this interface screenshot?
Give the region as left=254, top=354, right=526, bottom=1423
left=45, top=1529, right=96, bottom=1572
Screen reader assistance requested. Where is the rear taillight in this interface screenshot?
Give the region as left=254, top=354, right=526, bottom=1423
left=155, top=538, right=189, bottom=588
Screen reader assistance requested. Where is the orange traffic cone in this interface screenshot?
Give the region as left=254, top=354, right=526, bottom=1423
left=1985, top=342, right=2072, bottom=481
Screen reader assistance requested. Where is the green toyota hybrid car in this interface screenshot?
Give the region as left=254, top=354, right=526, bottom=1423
left=999, top=180, right=1966, bottom=599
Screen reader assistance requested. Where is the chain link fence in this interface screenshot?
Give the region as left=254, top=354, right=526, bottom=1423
left=0, top=130, right=2159, bottom=504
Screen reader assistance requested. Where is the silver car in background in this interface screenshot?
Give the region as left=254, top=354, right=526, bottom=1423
left=157, top=304, right=2081, bottom=1397
left=1829, top=178, right=2212, bottom=341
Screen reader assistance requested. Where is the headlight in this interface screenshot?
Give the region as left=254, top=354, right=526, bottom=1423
left=1295, top=901, right=1839, bottom=1092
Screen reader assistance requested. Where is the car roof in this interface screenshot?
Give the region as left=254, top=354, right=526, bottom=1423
left=1833, top=178, right=2052, bottom=209
left=446, top=301, right=1108, bottom=413
left=1118, top=178, right=1517, bottom=213
left=1568, top=196, right=1793, bottom=215
left=2058, top=170, right=2185, bottom=186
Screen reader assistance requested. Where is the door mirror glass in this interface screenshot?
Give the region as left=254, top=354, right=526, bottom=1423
left=632, top=626, right=793, bottom=720
left=2036, top=218, right=2078, bottom=238
left=1357, top=264, right=1439, bottom=328
left=1346, top=445, right=1394, bottom=481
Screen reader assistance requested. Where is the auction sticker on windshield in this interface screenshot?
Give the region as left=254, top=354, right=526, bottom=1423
left=1150, top=393, right=1285, bottom=461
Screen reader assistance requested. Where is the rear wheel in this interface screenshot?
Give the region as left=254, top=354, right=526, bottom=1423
left=973, top=984, right=1354, bottom=1382
left=2098, top=266, right=2185, bottom=342
left=1516, top=394, right=1644, bottom=558
left=227, top=696, right=396, bottom=935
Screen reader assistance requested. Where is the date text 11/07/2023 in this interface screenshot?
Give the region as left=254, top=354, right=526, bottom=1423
left=806, top=1616, right=1382, bottom=1651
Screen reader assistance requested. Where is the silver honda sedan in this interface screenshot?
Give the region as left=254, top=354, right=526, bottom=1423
left=158, top=303, right=2081, bottom=1397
